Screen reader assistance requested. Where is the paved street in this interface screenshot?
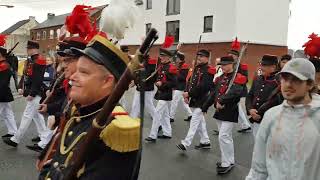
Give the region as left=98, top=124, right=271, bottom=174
left=0, top=86, right=254, bottom=180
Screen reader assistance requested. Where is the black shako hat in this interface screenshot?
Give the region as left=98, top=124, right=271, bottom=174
left=159, top=48, right=173, bottom=57
left=197, top=49, right=210, bottom=58
left=57, top=37, right=87, bottom=57
left=228, top=49, right=240, bottom=57
left=176, top=51, right=185, bottom=61
left=280, top=54, right=292, bottom=61
left=218, top=56, right=235, bottom=65
left=27, top=40, right=40, bottom=49
left=71, top=35, right=129, bottom=80
left=261, top=55, right=278, bottom=66
left=0, top=47, right=7, bottom=56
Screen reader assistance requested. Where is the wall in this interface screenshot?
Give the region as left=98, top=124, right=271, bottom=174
left=5, top=18, right=39, bottom=56
left=235, top=0, right=290, bottom=46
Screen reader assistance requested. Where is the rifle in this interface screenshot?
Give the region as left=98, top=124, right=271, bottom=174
left=225, top=41, right=249, bottom=94
left=6, top=42, right=20, bottom=91
left=63, top=28, right=159, bottom=180
left=40, top=72, right=65, bottom=105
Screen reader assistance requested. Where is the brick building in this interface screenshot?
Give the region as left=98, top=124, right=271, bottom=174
left=30, top=5, right=106, bottom=56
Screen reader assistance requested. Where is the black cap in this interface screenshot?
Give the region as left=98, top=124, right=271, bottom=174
left=120, top=45, right=129, bottom=53
left=228, top=49, right=239, bottom=57
left=280, top=54, right=292, bottom=61
left=27, top=40, right=39, bottom=49
left=310, top=57, right=320, bottom=72
left=176, top=51, right=185, bottom=61
left=197, top=49, right=210, bottom=58
left=71, top=35, right=129, bottom=80
left=218, top=56, right=234, bottom=65
left=261, top=55, right=278, bottom=66
left=0, top=47, right=7, bottom=56
left=159, top=48, right=173, bottom=57
left=57, top=37, right=87, bottom=57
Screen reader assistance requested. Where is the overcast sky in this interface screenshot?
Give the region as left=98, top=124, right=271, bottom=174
left=0, top=0, right=319, bottom=50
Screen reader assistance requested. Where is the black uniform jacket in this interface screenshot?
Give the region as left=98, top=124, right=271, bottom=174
left=0, top=61, right=14, bottom=102
left=175, top=62, right=190, bottom=91
left=135, top=57, right=157, bottom=92
left=18, top=54, right=46, bottom=97
left=245, top=72, right=283, bottom=123
left=202, top=72, right=247, bottom=123
left=154, top=62, right=177, bottom=101
left=39, top=98, right=140, bottom=180
left=186, top=63, right=216, bottom=108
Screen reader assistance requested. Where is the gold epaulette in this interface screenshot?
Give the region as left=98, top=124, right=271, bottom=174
left=100, top=106, right=140, bottom=153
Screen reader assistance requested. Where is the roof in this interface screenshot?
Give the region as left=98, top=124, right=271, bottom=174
left=2, top=19, right=31, bottom=34
left=32, top=5, right=107, bottom=30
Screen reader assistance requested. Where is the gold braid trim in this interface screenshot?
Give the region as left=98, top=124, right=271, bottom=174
left=60, top=109, right=101, bottom=155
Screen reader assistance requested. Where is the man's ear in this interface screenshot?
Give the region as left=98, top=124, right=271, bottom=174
left=101, top=74, right=115, bottom=89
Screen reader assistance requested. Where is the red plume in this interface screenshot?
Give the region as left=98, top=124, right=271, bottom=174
left=162, top=35, right=175, bottom=48
left=85, top=20, right=108, bottom=43
left=303, top=32, right=320, bottom=58
left=231, top=37, right=240, bottom=51
left=65, top=5, right=94, bottom=38
left=0, top=34, right=6, bottom=46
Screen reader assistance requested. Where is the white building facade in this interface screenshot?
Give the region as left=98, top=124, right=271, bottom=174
left=123, top=0, right=290, bottom=46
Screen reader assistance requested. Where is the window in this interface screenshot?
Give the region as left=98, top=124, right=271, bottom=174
left=166, top=20, right=179, bottom=42
left=42, top=31, right=47, bottom=40
left=204, top=16, right=213, bottom=33
left=49, top=30, right=54, bottom=39
left=167, top=0, right=180, bottom=15
left=146, top=23, right=152, bottom=35
left=56, top=29, right=60, bottom=39
left=146, top=0, right=152, bottom=9
left=36, top=32, right=41, bottom=40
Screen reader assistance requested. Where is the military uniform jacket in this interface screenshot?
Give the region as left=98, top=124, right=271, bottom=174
left=154, top=62, right=177, bottom=101
left=0, top=61, right=14, bottom=102
left=186, top=63, right=215, bottom=108
left=245, top=72, right=283, bottom=123
left=39, top=98, right=140, bottom=180
left=19, top=54, right=46, bottom=97
left=135, top=57, right=157, bottom=92
left=203, top=72, right=247, bottom=123
left=175, top=62, right=189, bottom=91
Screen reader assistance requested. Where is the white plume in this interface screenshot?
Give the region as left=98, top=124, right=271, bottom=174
left=100, top=0, right=141, bottom=40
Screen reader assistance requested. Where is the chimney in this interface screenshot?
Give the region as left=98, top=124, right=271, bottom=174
left=47, top=13, right=55, bottom=20
left=29, top=16, right=35, bottom=21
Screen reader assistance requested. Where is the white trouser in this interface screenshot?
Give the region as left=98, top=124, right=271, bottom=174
left=0, top=102, right=17, bottom=135
left=130, top=90, right=157, bottom=119
left=181, top=108, right=210, bottom=147
left=11, top=96, right=51, bottom=148
left=216, top=120, right=235, bottom=167
left=148, top=100, right=172, bottom=139
left=238, top=102, right=251, bottom=129
left=170, top=90, right=192, bottom=119
left=251, top=123, right=260, bottom=140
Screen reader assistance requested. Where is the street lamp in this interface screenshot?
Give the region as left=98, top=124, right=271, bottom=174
left=0, top=5, right=14, bottom=8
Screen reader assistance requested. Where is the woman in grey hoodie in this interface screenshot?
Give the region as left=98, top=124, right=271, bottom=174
left=246, top=58, right=320, bottom=180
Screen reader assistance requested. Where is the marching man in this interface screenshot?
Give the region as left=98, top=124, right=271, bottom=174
left=3, top=41, right=51, bottom=149
left=202, top=56, right=247, bottom=174
left=0, top=40, right=18, bottom=138
left=145, top=48, right=177, bottom=142
left=176, top=49, right=215, bottom=151
left=169, top=51, right=192, bottom=122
